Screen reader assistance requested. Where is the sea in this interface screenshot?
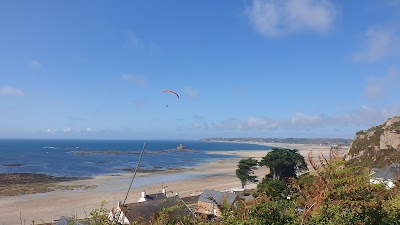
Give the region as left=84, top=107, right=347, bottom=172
left=0, top=139, right=271, bottom=177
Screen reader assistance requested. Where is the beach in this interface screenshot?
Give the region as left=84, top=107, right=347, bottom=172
left=0, top=143, right=346, bottom=224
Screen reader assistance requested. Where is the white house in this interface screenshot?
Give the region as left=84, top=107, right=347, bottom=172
left=369, top=163, right=400, bottom=189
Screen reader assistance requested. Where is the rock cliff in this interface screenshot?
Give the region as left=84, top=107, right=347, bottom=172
left=347, top=116, right=400, bottom=168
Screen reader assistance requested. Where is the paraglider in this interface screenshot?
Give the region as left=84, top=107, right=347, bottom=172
left=162, top=90, right=179, bottom=99
left=162, top=89, right=179, bottom=107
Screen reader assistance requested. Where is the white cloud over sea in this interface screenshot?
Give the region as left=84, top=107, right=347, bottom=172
left=245, top=0, right=337, bottom=37
left=45, top=128, right=93, bottom=134
left=212, top=104, right=400, bottom=132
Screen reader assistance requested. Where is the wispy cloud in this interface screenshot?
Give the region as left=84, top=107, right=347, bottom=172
left=213, top=105, right=400, bottom=133
left=363, top=68, right=399, bottom=100
left=126, top=30, right=140, bottom=49
left=291, top=112, right=323, bottom=126
left=353, top=27, right=393, bottom=63
left=45, top=127, right=93, bottom=133
left=63, top=128, right=72, bottom=133
left=121, top=74, right=148, bottom=88
left=29, top=60, right=43, bottom=71
left=214, top=117, right=279, bottom=130
left=184, top=86, right=199, bottom=98
left=192, top=122, right=209, bottom=129
left=125, top=30, right=161, bottom=55
left=0, top=85, right=24, bottom=96
left=245, top=0, right=337, bottom=37
left=45, top=128, right=58, bottom=133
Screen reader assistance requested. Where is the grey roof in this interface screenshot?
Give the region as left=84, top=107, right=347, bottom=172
left=371, top=164, right=400, bottom=180
left=370, top=168, right=381, bottom=173
left=198, top=190, right=238, bottom=206
left=54, top=217, right=87, bottom=225
left=145, top=193, right=168, bottom=201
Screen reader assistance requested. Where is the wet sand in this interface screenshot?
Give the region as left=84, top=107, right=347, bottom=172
left=0, top=173, right=89, bottom=196
left=0, top=143, right=347, bottom=224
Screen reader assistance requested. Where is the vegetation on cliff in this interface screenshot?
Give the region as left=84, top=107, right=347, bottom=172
left=347, top=116, right=400, bottom=168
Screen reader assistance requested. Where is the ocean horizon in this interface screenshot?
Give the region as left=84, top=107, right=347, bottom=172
left=0, top=139, right=272, bottom=177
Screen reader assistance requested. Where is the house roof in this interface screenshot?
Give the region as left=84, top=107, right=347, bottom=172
left=198, top=190, right=238, bottom=206
left=121, top=196, right=190, bottom=224
left=370, top=168, right=381, bottom=174
left=144, top=192, right=168, bottom=201
left=371, top=164, right=400, bottom=180
left=54, top=216, right=87, bottom=225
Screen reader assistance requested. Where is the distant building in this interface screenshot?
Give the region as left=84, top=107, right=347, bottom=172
left=196, top=189, right=239, bottom=218
left=370, top=163, right=400, bottom=188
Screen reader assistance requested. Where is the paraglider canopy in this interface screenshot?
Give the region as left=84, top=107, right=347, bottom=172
left=162, top=90, right=179, bottom=99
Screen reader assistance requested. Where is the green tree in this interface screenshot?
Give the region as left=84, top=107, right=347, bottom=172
left=236, top=158, right=258, bottom=188
left=259, top=148, right=308, bottom=180
left=85, top=201, right=118, bottom=225
left=254, top=177, right=290, bottom=200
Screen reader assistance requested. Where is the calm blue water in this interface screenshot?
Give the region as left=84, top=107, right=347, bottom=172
left=0, top=139, right=271, bottom=177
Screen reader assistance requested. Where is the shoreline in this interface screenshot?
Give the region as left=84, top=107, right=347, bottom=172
left=0, top=143, right=347, bottom=224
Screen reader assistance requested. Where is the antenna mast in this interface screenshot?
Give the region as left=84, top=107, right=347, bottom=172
left=123, top=142, right=147, bottom=205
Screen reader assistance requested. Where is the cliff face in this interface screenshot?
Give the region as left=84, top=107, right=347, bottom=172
left=347, top=116, right=400, bottom=168
left=380, top=117, right=400, bottom=150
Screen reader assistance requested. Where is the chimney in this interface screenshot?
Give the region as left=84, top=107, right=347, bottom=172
left=137, top=191, right=147, bottom=203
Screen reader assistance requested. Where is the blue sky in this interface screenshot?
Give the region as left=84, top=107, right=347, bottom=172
left=1, top=0, right=399, bottom=140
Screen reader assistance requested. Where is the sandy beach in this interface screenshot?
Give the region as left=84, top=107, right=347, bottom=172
left=0, top=143, right=347, bottom=224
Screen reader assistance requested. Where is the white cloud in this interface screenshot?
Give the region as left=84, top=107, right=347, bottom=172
left=0, top=85, right=24, bottom=96
left=363, top=68, right=399, bottom=99
left=247, top=117, right=279, bottom=129
left=121, top=74, right=148, bottom=88
left=45, top=128, right=58, bottom=133
left=184, top=86, right=199, bottom=98
left=45, top=127, right=93, bottom=133
left=353, top=27, right=393, bottom=63
left=29, top=60, right=43, bottom=71
left=63, top=128, right=72, bottom=132
left=245, top=0, right=336, bottom=37
left=291, top=112, right=323, bottom=126
left=213, top=105, right=400, bottom=133
left=214, top=117, right=279, bottom=130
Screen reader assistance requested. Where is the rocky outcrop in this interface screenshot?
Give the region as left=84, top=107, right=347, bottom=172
left=380, top=117, right=400, bottom=150
left=347, top=116, right=400, bottom=168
